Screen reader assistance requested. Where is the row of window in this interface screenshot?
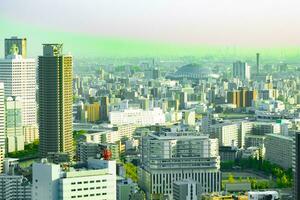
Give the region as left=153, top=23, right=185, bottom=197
left=71, top=186, right=107, bottom=191
left=71, top=179, right=107, bottom=185
left=71, top=193, right=107, bottom=198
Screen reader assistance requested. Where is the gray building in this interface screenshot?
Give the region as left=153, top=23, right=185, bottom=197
left=173, top=179, right=201, bottom=200
left=265, top=134, right=293, bottom=169
left=138, top=131, right=220, bottom=200
left=0, top=175, right=31, bottom=200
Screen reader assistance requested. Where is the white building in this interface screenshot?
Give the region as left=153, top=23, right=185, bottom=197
left=5, top=96, right=24, bottom=152
left=138, top=131, right=221, bottom=199
left=0, top=83, right=5, bottom=173
left=233, top=61, right=251, bottom=81
left=109, top=108, right=165, bottom=126
left=32, top=159, right=117, bottom=200
left=0, top=54, right=38, bottom=143
left=210, top=123, right=239, bottom=147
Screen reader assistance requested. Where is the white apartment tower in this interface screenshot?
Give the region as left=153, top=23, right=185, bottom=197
left=0, top=44, right=38, bottom=143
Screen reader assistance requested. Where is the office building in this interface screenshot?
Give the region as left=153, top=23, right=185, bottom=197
left=32, top=159, right=116, bottom=200
left=173, top=179, right=201, bottom=200
left=5, top=96, right=24, bottom=153
left=265, top=134, right=293, bottom=169
left=4, top=36, right=27, bottom=58
left=100, top=96, right=109, bottom=122
left=38, top=44, right=73, bottom=157
left=0, top=83, right=5, bottom=173
left=138, top=131, right=221, bottom=199
left=293, top=132, right=300, bottom=200
left=0, top=44, right=37, bottom=143
left=233, top=61, right=251, bottom=81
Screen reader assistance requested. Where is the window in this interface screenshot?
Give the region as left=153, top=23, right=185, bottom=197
left=102, top=193, right=107, bottom=195
left=84, top=188, right=88, bottom=190
left=71, top=196, right=76, bottom=199
left=77, top=189, right=82, bottom=191
left=71, top=182, right=76, bottom=185
left=77, top=182, right=82, bottom=184
left=102, top=180, right=107, bottom=182
left=90, top=181, right=94, bottom=183
left=71, top=189, right=76, bottom=192
left=84, top=181, right=88, bottom=184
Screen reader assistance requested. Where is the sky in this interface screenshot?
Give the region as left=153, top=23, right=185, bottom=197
left=1, top=0, right=300, bottom=58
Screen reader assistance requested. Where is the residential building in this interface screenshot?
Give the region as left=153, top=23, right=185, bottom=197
left=0, top=46, right=37, bottom=143
left=0, top=175, right=31, bottom=200
left=100, top=96, right=109, bottom=122
left=265, top=134, right=293, bottom=169
left=38, top=44, right=73, bottom=157
left=293, top=132, right=300, bottom=200
left=210, top=123, right=239, bottom=147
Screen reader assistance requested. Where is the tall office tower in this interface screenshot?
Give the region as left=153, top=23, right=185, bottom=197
left=100, top=96, right=109, bottom=122
left=0, top=83, right=5, bottom=173
left=5, top=97, right=24, bottom=153
left=38, top=44, right=73, bottom=157
left=4, top=37, right=27, bottom=59
left=0, top=43, right=37, bottom=143
left=256, top=53, right=260, bottom=75
left=138, top=131, right=221, bottom=199
left=233, top=61, right=251, bottom=81
left=293, top=132, right=300, bottom=200
left=173, top=180, right=201, bottom=200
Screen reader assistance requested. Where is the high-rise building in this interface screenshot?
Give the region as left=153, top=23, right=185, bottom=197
left=38, top=44, right=73, bottom=157
left=0, top=45, right=37, bottom=142
left=4, top=37, right=27, bottom=59
left=0, top=83, right=5, bottom=173
left=5, top=96, right=24, bottom=153
left=233, top=61, right=251, bottom=81
left=293, top=132, right=300, bottom=200
left=138, top=131, right=221, bottom=199
left=0, top=175, right=31, bottom=200
left=256, top=53, right=260, bottom=75
left=100, top=96, right=109, bottom=122
left=227, top=88, right=257, bottom=108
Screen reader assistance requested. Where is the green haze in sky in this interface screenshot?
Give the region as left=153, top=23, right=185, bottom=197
left=1, top=15, right=300, bottom=61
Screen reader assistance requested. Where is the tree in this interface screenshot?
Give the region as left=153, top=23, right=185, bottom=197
left=228, top=173, right=235, bottom=183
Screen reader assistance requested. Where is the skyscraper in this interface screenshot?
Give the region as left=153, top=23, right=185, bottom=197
left=0, top=40, right=37, bottom=144
left=0, top=83, right=5, bottom=173
left=100, top=96, right=109, bottom=122
left=293, top=132, right=300, bottom=200
left=233, top=61, right=251, bottom=81
left=256, top=53, right=260, bottom=75
left=4, top=37, right=27, bottom=59
left=38, top=44, right=73, bottom=157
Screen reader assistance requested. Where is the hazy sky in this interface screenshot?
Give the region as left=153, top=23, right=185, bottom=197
left=1, top=0, right=300, bottom=46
